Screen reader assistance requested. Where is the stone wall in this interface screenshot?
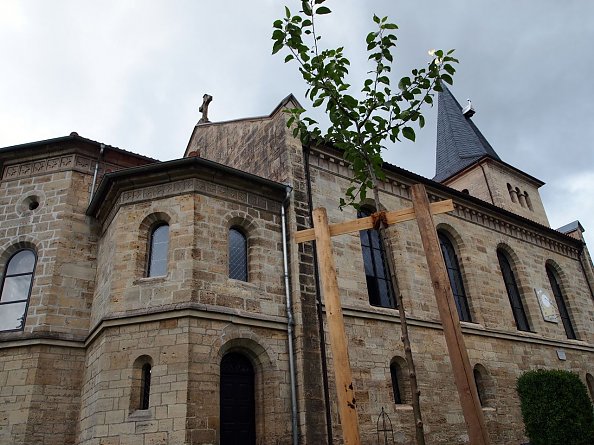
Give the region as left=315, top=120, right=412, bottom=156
left=306, top=147, right=594, bottom=444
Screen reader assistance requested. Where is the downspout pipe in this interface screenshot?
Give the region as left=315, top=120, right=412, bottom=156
left=281, top=185, right=299, bottom=445
left=89, top=143, right=105, bottom=204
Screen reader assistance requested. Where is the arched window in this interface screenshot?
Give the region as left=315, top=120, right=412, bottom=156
left=507, top=183, right=517, bottom=203
left=130, top=355, right=153, bottom=412
left=438, top=231, right=472, bottom=322
left=473, top=364, right=494, bottom=407
left=140, top=363, right=151, bottom=410
left=229, top=227, right=248, bottom=282
left=586, top=373, right=594, bottom=402
left=0, top=249, right=36, bottom=331
left=358, top=208, right=395, bottom=308
left=390, top=362, right=403, bottom=404
left=546, top=265, right=576, bottom=339
left=524, top=192, right=533, bottom=210
left=220, top=352, right=255, bottom=445
left=147, top=223, right=169, bottom=277
left=497, top=249, right=530, bottom=331
left=473, top=367, right=485, bottom=406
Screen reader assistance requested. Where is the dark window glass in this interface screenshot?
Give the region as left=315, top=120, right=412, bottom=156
left=229, top=228, right=248, bottom=282
left=147, top=224, right=169, bottom=277
left=497, top=250, right=530, bottom=331
left=0, top=249, right=36, bottom=331
left=390, top=362, right=403, bottom=404
left=140, top=363, right=151, bottom=410
left=438, top=232, right=472, bottom=322
left=358, top=208, right=395, bottom=308
left=546, top=266, right=576, bottom=339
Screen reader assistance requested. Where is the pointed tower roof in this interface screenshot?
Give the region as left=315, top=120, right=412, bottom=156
left=433, top=85, right=501, bottom=182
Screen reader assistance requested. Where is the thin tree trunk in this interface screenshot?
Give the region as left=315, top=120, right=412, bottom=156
left=369, top=169, right=426, bottom=445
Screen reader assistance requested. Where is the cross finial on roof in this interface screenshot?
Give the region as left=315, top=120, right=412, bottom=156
left=198, top=94, right=213, bottom=124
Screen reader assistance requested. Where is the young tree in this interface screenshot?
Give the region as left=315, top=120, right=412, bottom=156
left=272, top=2, right=457, bottom=444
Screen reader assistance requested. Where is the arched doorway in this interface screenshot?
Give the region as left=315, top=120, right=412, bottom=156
left=220, top=352, right=255, bottom=445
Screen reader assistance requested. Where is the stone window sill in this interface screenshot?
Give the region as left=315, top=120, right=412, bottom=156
left=128, top=409, right=152, bottom=421
left=133, top=275, right=169, bottom=285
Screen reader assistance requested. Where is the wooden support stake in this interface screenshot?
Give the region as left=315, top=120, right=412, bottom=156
left=295, top=200, right=454, bottom=244
left=411, top=184, right=490, bottom=445
left=312, top=207, right=361, bottom=445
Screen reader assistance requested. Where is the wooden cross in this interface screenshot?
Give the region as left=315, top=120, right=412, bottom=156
left=294, top=183, right=490, bottom=445
left=198, top=93, right=213, bottom=124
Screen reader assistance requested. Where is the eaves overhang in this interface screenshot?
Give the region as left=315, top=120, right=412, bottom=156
left=86, top=156, right=289, bottom=220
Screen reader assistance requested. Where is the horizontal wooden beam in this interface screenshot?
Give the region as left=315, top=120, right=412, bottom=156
left=294, top=199, right=454, bottom=244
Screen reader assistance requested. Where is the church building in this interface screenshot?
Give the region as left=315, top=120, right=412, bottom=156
left=0, top=86, right=592, bottom=445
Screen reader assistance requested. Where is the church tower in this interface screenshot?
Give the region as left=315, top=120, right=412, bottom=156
left=433, top=85, right=550, bottom=227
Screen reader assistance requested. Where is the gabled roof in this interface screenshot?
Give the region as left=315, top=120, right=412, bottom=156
left=0, top=132, right=158, bottom=163
left=434, top=85, right=501, bottom=182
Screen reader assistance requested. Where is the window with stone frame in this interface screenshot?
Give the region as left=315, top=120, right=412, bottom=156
left=0, top=249, right=36, bottom=331
left=497, top=249, right=530, bottom=331
left=358, top=207, right=396, bottom=308
left=130, top=356, right=153, bottom=412
left=147, top=223, right=169, bottom=277
left=546, top=265, right=576, bottom=339
left=438, top=231, right=472, bottom=322
left=390, top=362, right=404, bottom=404
left=228, top=227, right=248, bottom=282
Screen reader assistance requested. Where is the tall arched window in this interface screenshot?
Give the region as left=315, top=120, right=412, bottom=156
left=147, top=223, right=169, bottom=277
left=390, top=362, right=403, bottom=404
left=229, top=227, right=248, bottom=282
left=438, top=231, right=472, bottom=322
left=358, top=208, right=395, bottom=308
left=140, top=363, right=151, bottom=410
left=497, top=249, right=530, bottom=331
left=0, top=249, right=36, bottom=331
left=546, top=265, right=576, bottom=339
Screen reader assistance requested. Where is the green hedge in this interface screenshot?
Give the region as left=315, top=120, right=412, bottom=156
left=517, top=369, right=594, bottom=445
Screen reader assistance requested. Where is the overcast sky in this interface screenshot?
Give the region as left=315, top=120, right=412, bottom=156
left=0, top=0, right=592, bottom=247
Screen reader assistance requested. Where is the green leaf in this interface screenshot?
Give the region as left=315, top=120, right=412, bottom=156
left=383, top=23, right=398, bottom=30
left=285, top=54, right=294, bottom=63
left=366, top=32, right=376, bottom=44
left=419, top=115, right=425, bottom=128
left=316, top=6, right=331, bottom=14
left=443, top=63, right=455, bottom=75
left=373, top=14, right=380, bottom=24
left=272, top=41, right=283, bottom=55
left=272, top=29, right=284, bottom=40
left=315, top=0, right=325, bottom=3
left=285, top=6, right=290, bottom=18
left=402, top=127, right=415, bottom=141
left=302, top=1, right=312, bottom=16
left=273, top=20, right=283, bottom=29
left=441, top=73, right=453, bottom=85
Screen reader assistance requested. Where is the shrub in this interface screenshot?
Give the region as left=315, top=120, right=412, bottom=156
left=517, top=369, right=594, bottom=445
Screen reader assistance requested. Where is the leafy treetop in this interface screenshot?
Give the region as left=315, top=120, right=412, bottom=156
left=272, top=0, right=458, bottom=209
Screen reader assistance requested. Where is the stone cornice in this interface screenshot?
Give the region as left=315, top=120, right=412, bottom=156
left=2, top=153, right=120, bottom=181
left=0, top=304, right=288, bottom=351
left=99, top=176, right=282, bottom=234
left=307, top=148, right=581, bottom=259
left=339, top=304, right=594, bottom=354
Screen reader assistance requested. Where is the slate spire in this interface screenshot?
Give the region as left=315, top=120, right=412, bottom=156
left=433, top=84, right=501, bottom=182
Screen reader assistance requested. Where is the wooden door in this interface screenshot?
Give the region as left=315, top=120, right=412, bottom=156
left=220, top=353, right=255, bottom=445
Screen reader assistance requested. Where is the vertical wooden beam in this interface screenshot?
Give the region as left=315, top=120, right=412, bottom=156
left=312, top=207, right=361, bottom=445
left=411, top=184, right=490, bottom=445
